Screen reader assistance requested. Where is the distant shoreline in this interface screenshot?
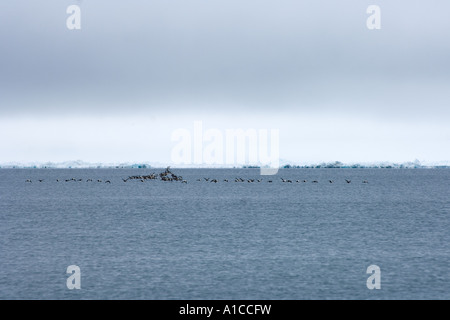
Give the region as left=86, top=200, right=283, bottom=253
left=1, top=160, right=449, bottom=169
left=1, top=166, right=449, bottom=170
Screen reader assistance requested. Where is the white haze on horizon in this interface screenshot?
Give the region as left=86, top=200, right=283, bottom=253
left=0, top=114, right=449, bottom=166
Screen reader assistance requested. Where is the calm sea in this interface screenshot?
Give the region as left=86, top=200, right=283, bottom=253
left=0, top=168, right=449, bottom=299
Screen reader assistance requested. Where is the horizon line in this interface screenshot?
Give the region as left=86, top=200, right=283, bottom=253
left=1, top=160, right=450, bottom=169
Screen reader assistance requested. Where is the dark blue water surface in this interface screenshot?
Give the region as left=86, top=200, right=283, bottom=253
left=0, top=168, right=449, bottom=299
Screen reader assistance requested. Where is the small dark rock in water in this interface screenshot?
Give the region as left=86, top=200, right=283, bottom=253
left=124, top=167, right=186, bottom=183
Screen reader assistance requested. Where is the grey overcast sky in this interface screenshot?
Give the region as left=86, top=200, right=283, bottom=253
left=0, top=0, right=449, bottom=164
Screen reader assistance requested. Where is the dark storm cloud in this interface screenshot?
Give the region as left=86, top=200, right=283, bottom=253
left=1, top=0, right=449, bottom=119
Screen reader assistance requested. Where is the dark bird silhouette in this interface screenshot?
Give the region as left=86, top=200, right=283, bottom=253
left=345, top=179, right=351, bottom=184
left=26, top=179, right=32, bottom=183
left=105, top=180, right=111, bottom=184
left=363, top=180, right=369, bottom=184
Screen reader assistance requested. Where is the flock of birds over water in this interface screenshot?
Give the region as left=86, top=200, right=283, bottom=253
left=24, top=167, right=369, bottom=185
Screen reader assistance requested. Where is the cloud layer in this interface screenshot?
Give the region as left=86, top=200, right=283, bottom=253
left=1, top=1, right=449, bottom=162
